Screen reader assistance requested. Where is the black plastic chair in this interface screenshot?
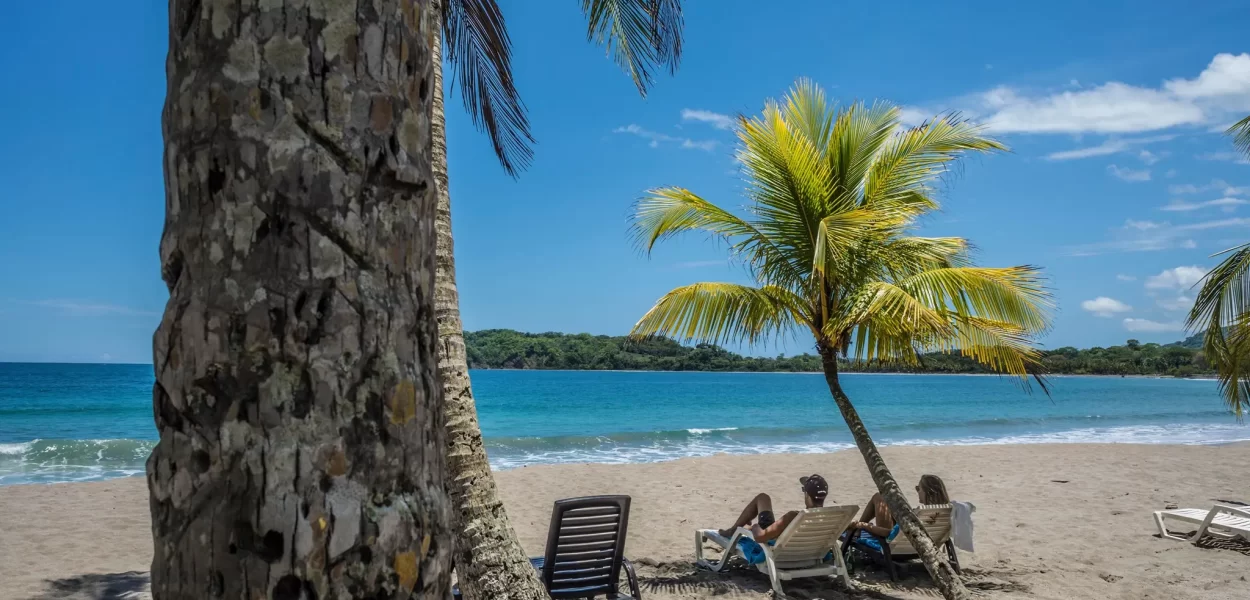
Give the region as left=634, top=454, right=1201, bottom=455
left=453, top=495, right=641, bottom=599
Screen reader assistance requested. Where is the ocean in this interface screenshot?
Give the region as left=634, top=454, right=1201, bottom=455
left=0, top=363, right=1242, bottom=485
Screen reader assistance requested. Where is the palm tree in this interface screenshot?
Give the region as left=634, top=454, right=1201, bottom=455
left=629, top=80, right=1052, bottom=600
left=432, top=1, right=683, bottom=598
left=151, top=1, right=452, bottom=598
left=1186, top=114, right=1250, bottom=420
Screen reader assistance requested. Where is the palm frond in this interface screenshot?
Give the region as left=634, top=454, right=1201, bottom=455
left=934, top=315, right=1041, bottom=377
left=811, top=208, right=900, bottom=278
left=629, top=283, right=806, bottom=345
left=582, top=0, right=684, bottom=96
left=828, top=101, right=900, bottom=209
left=782, top=78, right=837, bottom=161
left=1228, top=115, right=1250, bottom=158
left=737, top=98, right=834, bottom=263
left=838, top=281, right=951, bottom=344
left=631, top=187, right=810, bottom=294
left=1187, top=243, right=1250, bottom=417
left=898, top=266, right=1052, bottom=335
left=863, top=114, right=1006, bottom=213
left=443, top=0, right=534, bottom=176
left=881, top=236, right=971, bottom=275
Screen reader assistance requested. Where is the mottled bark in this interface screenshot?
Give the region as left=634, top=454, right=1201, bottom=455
left=430, top=9, right=550, bottom=599
left=149, top=1, right=452, bottom=598
left=818, top=345, right=968, bottom=600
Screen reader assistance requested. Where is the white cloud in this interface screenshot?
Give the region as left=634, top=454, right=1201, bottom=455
left=897, top=107, right=932, bottom=128
left=975, top=54, right=1250, bottom=135
left=1164, top=53, right=1250, bottom=101
left=1082, top=296, right=1133, bottom=317
left=1123, top=318, right=1186, bottom=332
left=1169, top=179, right=1249, bottom=195
left=1156, top=295, right=1195, bottom=311
left=31, top=299, right=158, bottom=317
left=613, top=124, right=717, bottom=152
left=1178, top=217, right=1250, bottom=230
left=682, top=139, right=717, bottom=151
left=1044, top=135, right=1174, bottom=161
left=99, top=353, right=112, bottom=362
left=1196, top=151, right=1250, bottom=165
left=1165, top=169, right=1178, bottom=178
left=1116, top=274, right=1137, bottom=281
left=681, top=109, right=734, bottom=130
left=1065, top=217, right=1247, bottom=255
left=1138, top=150, right=1166, bottom=165
left=1107, top=164, right=1151, bottom=182
left=1124, top=219, right=1162, bottom=230
left=1145, top=265, right=1208, bottom=290
left=1160, top=197, right=1249, bottom=212
left=981, top=83, right=1204, bottom=134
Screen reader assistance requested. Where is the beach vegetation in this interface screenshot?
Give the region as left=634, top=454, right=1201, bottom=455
left=464, top=329, right=1211, bottom=376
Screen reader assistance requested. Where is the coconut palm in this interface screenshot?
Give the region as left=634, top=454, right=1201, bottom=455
left=1186, top=114, right=1250, bottom=420
left=433, top=2, right=683, bottom=598
left=151, top=1, right=451, bottom=597
left=629, top=80, right=1052, bottom=600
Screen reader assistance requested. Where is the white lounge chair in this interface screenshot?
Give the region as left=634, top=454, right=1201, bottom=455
left=695, top=504, right=859, bottom=597
left=843, top=504, right=960, bottom=580
left=1153, top=504, right=1250, bottom=544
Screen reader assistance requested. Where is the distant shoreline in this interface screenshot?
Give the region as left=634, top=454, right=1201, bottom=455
left=0, top=362, right=1216, bottom=380
left=467, top=367, right=1216, bottom=380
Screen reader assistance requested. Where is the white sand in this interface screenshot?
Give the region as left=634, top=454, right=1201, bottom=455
left=2, top=443, right=1247, bottom=599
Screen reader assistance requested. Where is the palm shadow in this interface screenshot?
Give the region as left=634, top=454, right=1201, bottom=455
left=634, top=559, right=912, bottom=600
left=29, top=571, right=150, bottom=600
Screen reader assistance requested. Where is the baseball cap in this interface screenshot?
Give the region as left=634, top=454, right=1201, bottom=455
left=799, top=474, right=828, bottom=501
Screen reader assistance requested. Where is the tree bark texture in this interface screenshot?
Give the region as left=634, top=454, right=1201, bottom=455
left=429, top=11, right=551, bottom=599
left=149, top=1, right=451, bottom=598
left=817, top=346, right=969, bottom=600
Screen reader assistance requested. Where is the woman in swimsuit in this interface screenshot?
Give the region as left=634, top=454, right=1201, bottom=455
left=850, top=474, right=950, bottom=537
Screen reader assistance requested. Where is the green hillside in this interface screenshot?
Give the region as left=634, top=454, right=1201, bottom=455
left=464, top=329, right=1212, bottom=377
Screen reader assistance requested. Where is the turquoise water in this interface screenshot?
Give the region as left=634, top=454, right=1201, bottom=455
left=0, top=363, right=1241, bottom=484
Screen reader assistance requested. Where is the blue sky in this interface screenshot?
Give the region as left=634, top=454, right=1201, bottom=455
left=2, top=0, right=1249, bottom=363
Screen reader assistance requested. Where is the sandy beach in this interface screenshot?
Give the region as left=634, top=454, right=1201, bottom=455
left=1, top=443, right=1247, bottom=599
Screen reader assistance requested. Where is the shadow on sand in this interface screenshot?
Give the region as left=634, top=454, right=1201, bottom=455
left=635, top=558, right=1030, bottom=599
left=29, top=571, right=150, bottom=600
left=634, top=558, right=918, bottom=600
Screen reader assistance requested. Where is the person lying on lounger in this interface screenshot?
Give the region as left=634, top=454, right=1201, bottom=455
left=850, top=474, right=950, bottom=538
left=717, top=474, right=829, bottom=543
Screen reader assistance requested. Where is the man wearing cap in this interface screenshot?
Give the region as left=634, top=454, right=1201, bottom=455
left=717, top=474, right=829, bottom=543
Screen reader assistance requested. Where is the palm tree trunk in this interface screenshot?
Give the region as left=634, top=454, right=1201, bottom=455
left=149, top=1, right=451, bottom=598
left=818, top=346, right=968, bottom=600
left=430, top=8, right=550, bottom=599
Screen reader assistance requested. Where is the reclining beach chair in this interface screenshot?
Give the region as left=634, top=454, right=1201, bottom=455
left=695, top=504, right=859, bottom=596
left=1153, top=504, right=1250, bottom=544
left=843, top=504, right=960, bottom=581
left=453, top=495, right=641, bottom=599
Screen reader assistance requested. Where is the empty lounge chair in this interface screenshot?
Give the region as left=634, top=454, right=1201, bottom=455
left=1153, top=504, right=1250, bottom=544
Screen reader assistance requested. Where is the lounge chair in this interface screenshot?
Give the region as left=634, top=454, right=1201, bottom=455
left=694, top=504, right=859, bottom=596
left=1153, top=504, right=1250, bottom=544
left=842, top=504, right=960, bottom=581
left=453, top=495, right=641, bottom=599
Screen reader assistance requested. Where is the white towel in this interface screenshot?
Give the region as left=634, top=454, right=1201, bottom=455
left=951, top=501, right=976, bottom=553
